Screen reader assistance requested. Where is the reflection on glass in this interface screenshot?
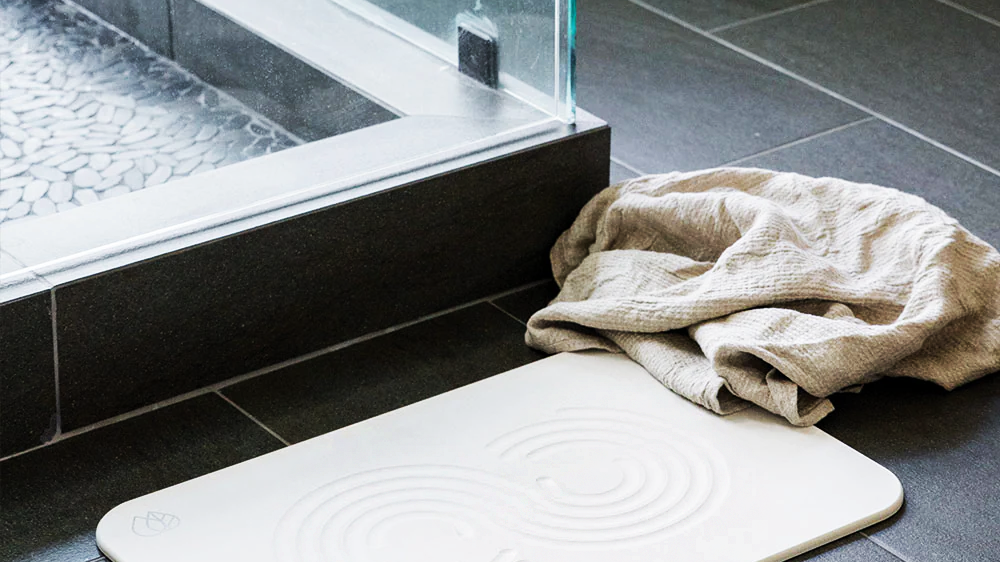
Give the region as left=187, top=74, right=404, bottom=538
left=0, top=0, right=575, bottom=276
left=0, top=1, right=290, bottom=223
left=333, top=0, right=575, bottom=120
left=0, top=0, right=394, bottom=225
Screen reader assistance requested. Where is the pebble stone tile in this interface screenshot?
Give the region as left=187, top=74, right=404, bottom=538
left=0, top=0, right=302, bottom=225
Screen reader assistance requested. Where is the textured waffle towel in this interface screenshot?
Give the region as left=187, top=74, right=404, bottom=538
left=525, top=168, right=1000, bottom=425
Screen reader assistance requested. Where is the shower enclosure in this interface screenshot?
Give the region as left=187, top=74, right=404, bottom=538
left=0, top=0, right=608, bottom=457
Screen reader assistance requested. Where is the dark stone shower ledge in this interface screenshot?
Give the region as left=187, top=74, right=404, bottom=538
left=0, top=0, right=610, bottom=457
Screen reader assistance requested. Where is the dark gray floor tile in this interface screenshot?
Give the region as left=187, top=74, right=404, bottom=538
left=0, top=290, right=56, bottom=457
left=816, top=373, right=1000, bottom=562
left=789, top=533, right=902, bottom=561
left=718, top=0, right=1000, bottom=171
left=0, top=394, right=283, bottom=562
left=221, top=304, right=544, bottom=443
left=610, top=160, right=641, bottom=183
left=491, top=281, right=559, bottom=324
left=641, top=0, right=810, bottom=30
left=952, top=0, right=1000, bottom=21
left=576, top=0, right=862, bottom=174
left=73, top=0, right=171, bottom=57
left=734, top=119, right=1000, bottom=248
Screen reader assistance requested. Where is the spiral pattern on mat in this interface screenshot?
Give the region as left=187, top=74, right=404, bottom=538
left=274, top=408, right=728, bottom=562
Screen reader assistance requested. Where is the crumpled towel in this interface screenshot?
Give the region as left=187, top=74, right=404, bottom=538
left=525, top=168, right=1000, bottom=426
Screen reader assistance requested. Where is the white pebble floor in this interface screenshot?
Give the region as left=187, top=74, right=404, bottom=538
left=0, top=0, right=302, bottom=225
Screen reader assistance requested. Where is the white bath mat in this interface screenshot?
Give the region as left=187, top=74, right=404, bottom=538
left=97, top=351, right=902, bottom=561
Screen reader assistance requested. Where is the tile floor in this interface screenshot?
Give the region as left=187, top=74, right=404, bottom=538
left=2, top=0, right=999, bottom=561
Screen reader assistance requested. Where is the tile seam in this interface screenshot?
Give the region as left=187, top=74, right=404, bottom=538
left=610, top=155, right=647, bottom=177
left=487, top=300, right=529, bottom=327
left=0, top=279, right=550, bottom=462
left=50, top=288, right=61, bottom=442
left=934, top=0, right=1000, bottom=28
left=860, top=531, right=916, bottom=562
left=722, top=117, right=875, bottom=166
left=627, top=0, right=1000, bottom=180
left=707, top=0, right=837, bottom=34
left=214, top=390, right=291, bottom=447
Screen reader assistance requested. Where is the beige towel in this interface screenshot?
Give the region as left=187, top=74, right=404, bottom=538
left=526, top=168, right=1000, bottom=425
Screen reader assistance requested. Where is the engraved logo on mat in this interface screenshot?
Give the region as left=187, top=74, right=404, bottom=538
left=132, top=511, right=180, bottom=537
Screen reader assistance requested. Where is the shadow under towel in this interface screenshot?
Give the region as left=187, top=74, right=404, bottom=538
left=525, top=168, right=1000, bottom=426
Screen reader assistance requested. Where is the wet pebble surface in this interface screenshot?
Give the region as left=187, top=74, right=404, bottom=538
left=0, top=0, right=302, bottom=225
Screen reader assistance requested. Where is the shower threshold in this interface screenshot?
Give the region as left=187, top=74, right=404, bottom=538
left=0, top=0, right=609, bottom=458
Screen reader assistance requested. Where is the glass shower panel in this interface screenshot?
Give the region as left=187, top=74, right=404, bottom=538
left=0, top=0, right=576, bottom=283
left=0, top=0, right=398, bottom=226
left=333, top=0, right=576, bottom=121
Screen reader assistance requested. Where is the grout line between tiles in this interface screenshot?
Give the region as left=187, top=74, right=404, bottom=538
left=627, top=0, right=1000, bottom=180
left=487, top=300, right=530, bottom=327
left=721, top=117, right=876, bottom=166
left=934, top=0, right=1000, bottom=28
left=616, top=114, right=870, bottom=171
left=861, top=531, right=914, bottom=562
left=610, top=155, right=647, bottom=176
left=50, top=288, right=61, bottom=441
left=215, top=390, right=292, bottom=447
left=0, top=278, right=551, bottom=463
left=707, top=0, right=837, bottom=34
